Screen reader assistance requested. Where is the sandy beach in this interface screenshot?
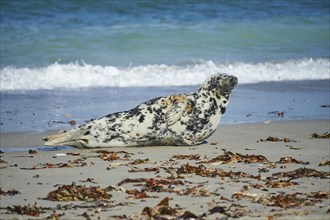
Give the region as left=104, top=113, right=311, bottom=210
left=2, top=1, right=329, bottom=219
left=0, top=119, right=329, bottom=219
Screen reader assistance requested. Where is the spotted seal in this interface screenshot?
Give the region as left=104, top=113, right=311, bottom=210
left=44, top=73, right=237, bottom=148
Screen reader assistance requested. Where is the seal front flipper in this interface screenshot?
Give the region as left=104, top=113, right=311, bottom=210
left=163, top=95, right=187, bottom=126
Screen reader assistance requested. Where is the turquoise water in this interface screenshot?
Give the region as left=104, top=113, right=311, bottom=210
left=1, top=0, right=329, bottom=90
left=1, top=0, right=329, bottom=68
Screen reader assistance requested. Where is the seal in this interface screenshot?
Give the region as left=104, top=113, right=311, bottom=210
left=44, top=73, right=238, bottom=148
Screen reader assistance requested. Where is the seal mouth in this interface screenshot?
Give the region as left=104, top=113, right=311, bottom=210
left=228, top=76, right=238, bottom=87
left=225, top=75, right=238, bottom=90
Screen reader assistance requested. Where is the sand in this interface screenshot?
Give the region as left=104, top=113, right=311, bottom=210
left=0, top=119, right=329, bottom=219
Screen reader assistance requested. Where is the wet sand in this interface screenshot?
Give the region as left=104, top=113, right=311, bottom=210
left=0, top=120, right=329, bottom=219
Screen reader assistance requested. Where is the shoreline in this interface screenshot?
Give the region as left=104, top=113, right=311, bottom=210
left=1, top=119, right=329, bottom=219
left=1, top=79, right=329, bottom=133
left=0, top=119, right=327, bottom=150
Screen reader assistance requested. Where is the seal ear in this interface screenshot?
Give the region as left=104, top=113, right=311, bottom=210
left=163, top=95, right=188, bottom=126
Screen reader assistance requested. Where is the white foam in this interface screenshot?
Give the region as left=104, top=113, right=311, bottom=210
left=1, top=58, right=329, bottom=91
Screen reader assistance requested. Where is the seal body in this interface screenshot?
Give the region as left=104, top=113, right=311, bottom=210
left=44, top=73, right=237, bottom=148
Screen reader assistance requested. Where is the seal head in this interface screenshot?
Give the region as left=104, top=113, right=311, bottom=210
left=200, top=73, right=238, bottom=96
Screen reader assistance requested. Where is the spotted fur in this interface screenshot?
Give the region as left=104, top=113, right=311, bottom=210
left=44, top=73, right=238, bottom=148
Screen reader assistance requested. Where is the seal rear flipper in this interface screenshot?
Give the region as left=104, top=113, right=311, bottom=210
left=43, top=129, right=86, bottom=148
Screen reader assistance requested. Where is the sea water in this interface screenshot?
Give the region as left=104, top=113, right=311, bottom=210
left=1, top=0, right=329, bottom=90
left=0, top=0, right=329, bottom=132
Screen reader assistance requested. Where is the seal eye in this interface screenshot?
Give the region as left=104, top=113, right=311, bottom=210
left=216, top=76, right=221, bottom=81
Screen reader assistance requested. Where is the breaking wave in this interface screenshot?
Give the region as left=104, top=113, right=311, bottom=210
left=1, top=58, right=329, bottom=91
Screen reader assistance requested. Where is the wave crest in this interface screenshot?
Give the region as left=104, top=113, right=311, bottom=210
left=1, top=58, right=329, bottom=91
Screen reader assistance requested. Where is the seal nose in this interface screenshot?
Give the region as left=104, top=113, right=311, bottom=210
left=230, top=76, right=238, bottom=86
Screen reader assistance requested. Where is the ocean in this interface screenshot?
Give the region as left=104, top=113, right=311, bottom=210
left=0, top=0, right=329, bottom=132
left=1, top=0, right=329, bottom=90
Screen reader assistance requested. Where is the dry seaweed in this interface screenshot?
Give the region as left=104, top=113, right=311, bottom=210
left=245, top=147, right=256, bottom=151
left=268, top=111, right=285, bottom=117
left=271, top=167, right=330, bottom=180
left=179, top=211, right=198, bottom=219
left=126, top=189, right=147, bottom=199
left=68, top=120, right=76, bottom=126
left=307, top=191, right=330, bottom=199
left=28, top=149, right=38, bottom=154
left=232, top=192, right=305, bottom=208
left=0, top=159, right=7, bottom=169
left=270, top=193, right=304, bottom=208
left=209, top=204, right=247, bottom=218
left=128, top=167, right=160, bottom=173
left=145, top=178, right=185, bottom=188
left=21, top=163, right=74, bottom=170
left=117, top=178, right=148, bottom=186
left=141, top=197, right=178, bottom=218
left=46, top=210, right=64, bottom=220
left=21, top=158, right=89, bottom=170
left=0, top=188, right=21, bottom=196
left=319, top=160, right=330, bottom=166
left=126, top=189, right=158, bottom=199
left=94, top=150, right=133, bottom=161
left=242, top=154, right=269, bottom=164
left=117, top=178, right=185, bottom=196
left=258, top=168, right=270, bottom=173
left=66, top=152, right=81, bottom=156
left=141, top=197, right=198, bottom=219
left=265, top=180, right=299, bottom=188
left=197, top=150, right=269, bottom=164
left=20, top=154, right=90, bottom=170
left=197, top=150, right=240, bottom=164
left=177, top=163, right=219, bottom=177
left=140, top=178, right=185, bottom=194
left=276, top=157, right=310, bottom=165
left=46, top=183, right=112, bottom=201
left=7, top=203, right=45, bottom=217
left=177, top=163, right=257, bottom=179
left=171, top=154, right=201, bottom=160
left=99, top=152, right=120, bottom=161
left=129, top=158, right=150, bottom=165
left=259, top=136, right=295, bottom=142
left=79, top=178, right=97, bottom=184
left=311, top=132, right=330, bottom=139
left=232, top=191, right=262, bottom=201
left=242, top=183, right=263, bottom=191
left=179, top=186, right=212, bottom=197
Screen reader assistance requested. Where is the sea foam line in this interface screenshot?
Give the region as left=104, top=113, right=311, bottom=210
left=0, top=58, right=329, bottom=91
